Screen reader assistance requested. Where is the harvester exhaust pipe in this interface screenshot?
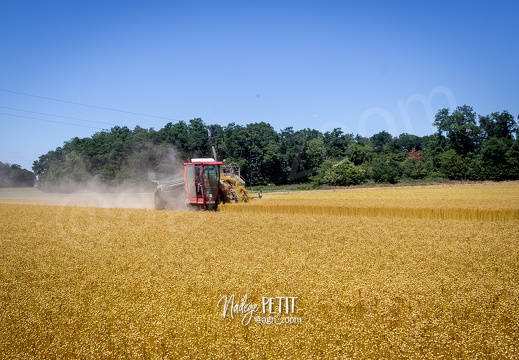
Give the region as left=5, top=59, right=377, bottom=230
left=207, top=129, right=218, bottom=161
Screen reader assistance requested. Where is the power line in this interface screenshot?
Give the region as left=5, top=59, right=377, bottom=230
left=0, top=88, right=179, bottom=121
left=0, top=112, right=107, bottom=130
left=0, top=105, right=119, bottom=127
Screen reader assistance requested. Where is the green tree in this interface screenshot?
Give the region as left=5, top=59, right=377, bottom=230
left=186, top=118, right=211, bottom=158
left=0, top=162, right=34, bottom=187
left=33, top=148, right=65, bottom=190
left=433, top=105, right=480, bottom=156
left=479, top=137, right=515, bottom=180
left=310, top=159, right=335, bottom=186
left=421, top=133, right=447, bottom=177
left=207, top=124, right=225, bottom=160
left=345, top=143, right=374, bottom=166
left=479, top=111, right=517, bottom=140
left=466, top=154, right=485, bottom=181
left=394, top=133, right=425, bottom=152
left=305, top=136, right=327, bottom=173
left=439, top=149, right=468, bottom=180
left=370, top=131, right=394, bottom=153
left=278, top=127, right=322, bottom=183
left=370, top=154, right=402, bottom=184
left=323, top=128, right=353, bottom=158
left=401, top=150, right=427, bottom=180
left=157, top=121, right=190, bottom=158
left=227, top=122, right=282, bottom=185
left=506, top=139, right=519, bottom=179
left=289, top=129, right=322, bottom=182
left=320, top=159, right=365, bottom=186
left=62, top=151, right=91, bottom=185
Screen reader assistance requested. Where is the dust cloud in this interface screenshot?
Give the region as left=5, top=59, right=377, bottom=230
left=0, top=147, right=191, bottom=210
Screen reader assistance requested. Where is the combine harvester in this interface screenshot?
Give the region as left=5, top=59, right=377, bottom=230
left=152, top=132, right=248, bottom=210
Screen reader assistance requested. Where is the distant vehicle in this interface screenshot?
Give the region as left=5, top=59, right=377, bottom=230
left=152, top=131, right=247, bottom=210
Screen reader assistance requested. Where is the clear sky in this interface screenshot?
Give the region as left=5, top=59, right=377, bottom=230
left=1, top=0, right=518, bottom=170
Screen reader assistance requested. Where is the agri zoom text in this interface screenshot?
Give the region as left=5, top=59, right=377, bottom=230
left=217, top=294, right=301, bottom=326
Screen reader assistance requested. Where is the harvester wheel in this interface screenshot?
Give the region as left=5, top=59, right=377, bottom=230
left=154, top=190, right=166, bottom=210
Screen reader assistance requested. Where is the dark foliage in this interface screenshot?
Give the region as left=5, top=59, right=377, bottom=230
left=31, top=107, right=518, bottom=189
left=0, top=162, right=34, bottom=187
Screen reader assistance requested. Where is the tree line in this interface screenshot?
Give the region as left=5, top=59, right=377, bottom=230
left=30, top=105, right=518, bottom=191
left=0, top=162, right=35, bottom=187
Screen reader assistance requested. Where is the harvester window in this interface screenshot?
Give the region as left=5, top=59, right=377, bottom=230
left=196, top=165, right=202, bottom=195
left=186, top=165, right=196, bottom=198
left=204, top=165, right=219, bottom=188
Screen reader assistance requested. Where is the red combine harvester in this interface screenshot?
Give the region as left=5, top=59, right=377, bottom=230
left=152, top=131, right=246, bottom=210
left=153, top=158, right=222, bottom=211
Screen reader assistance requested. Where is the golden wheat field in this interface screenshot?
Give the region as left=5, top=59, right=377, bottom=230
left=1, top=182, right=518, bottom=359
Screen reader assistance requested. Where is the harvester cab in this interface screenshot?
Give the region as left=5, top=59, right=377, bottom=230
left=184, top=158, right=222, bottom=211
left=154, top=158, right=222, bottom=211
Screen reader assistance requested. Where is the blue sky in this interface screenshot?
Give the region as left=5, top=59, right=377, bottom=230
left=1, top=0, right=518, bottom=170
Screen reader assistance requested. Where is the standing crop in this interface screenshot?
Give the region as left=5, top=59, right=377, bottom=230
left=1, top=182, right=518, bottom=358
